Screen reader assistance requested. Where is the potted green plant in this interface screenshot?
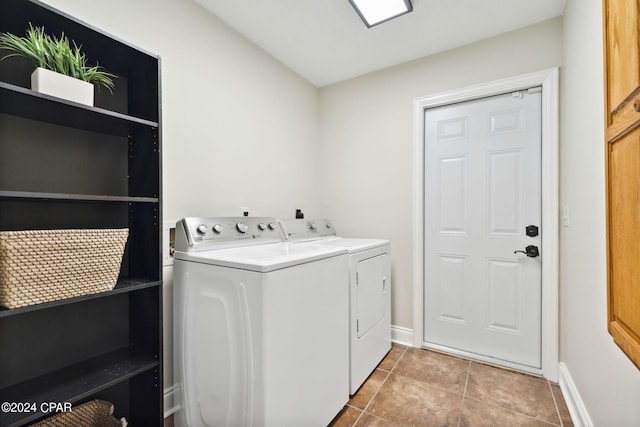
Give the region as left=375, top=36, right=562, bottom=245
left=0, top=24, right=115, bottom=106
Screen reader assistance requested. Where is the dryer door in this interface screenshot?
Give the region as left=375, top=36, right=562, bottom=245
left=356, top=253, right=391, bottom=338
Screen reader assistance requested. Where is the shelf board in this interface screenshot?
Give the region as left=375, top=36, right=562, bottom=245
left=0, top=190, right=159, bottom=203
left=0, top=348, right=159, bottom=427
left=0, top=81, right=158, bottom=136
left=0, top=279, right=161, bottom=318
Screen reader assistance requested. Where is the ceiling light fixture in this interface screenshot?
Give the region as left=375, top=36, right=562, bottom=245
left=348, top=0, right=413, bottom=28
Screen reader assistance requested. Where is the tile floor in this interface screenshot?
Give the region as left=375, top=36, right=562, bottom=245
left=330, top=344, right=574, bottom=427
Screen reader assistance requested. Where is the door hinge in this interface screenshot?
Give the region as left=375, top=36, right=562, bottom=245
left=513, top=87, right=542, bottom=99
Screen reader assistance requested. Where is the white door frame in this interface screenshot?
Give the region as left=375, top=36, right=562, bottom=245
left=412, top=68, right=559, bottom=381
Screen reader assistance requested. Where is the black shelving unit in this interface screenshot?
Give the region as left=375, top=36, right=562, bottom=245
left=0, top=1, right=162, bottom=425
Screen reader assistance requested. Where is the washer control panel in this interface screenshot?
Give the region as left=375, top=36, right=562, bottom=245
left=278, top=218, right=336, bottom=241
left=175, top=217, right=282, bottom=252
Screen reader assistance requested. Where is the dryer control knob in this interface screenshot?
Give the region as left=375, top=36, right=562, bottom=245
left=196, top=224, right=208, bottom=234
left=236, top=222, right=249, bottom=233
left=268, top=222, right=277, bottom=230
left=212, top=224, right=223, bottom=234
left=258, top=223, right=267, bottom=231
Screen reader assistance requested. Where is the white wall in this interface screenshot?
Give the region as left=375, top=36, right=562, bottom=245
left=40, top=0, right=321, bottom=397
left=318, top=18, right=563, bottom=330
left=41, top=0, right=321, bottom=222
left=561, top=0, right=640, bottom=425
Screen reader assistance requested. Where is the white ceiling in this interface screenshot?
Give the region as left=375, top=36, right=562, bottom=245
left=194, top=0, right=566, bottom=87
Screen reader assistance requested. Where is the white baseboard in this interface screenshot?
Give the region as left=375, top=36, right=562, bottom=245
left=164, top=384, right=180, bottom=418
left=391, top=324, right=415, bottom=347
left=558, top=362, right=593, bottom=427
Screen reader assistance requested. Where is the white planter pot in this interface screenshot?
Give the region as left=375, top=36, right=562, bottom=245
left=31, top=67, right=94, bottom=106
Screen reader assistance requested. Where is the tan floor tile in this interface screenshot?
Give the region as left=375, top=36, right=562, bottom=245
left=466, top=363, right=560, bottom=425
left=461, top=397, right=559, bottom=427
left=355, top=412, right=402, bottom=426
left=377, top=343, right=408, bottom=371
left=350, top=369, right=389, bottom=409
left=550, top=383, right=574, bottom=427
left=330, top=405, right=363, bottom=427
left=367, top=373, right=463, bottom=426
left=393, top=348, right=470, bottom=395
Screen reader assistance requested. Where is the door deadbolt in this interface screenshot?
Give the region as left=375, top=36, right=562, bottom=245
left=514, top=245, right=539, bottom=258
left=526, top=225, right=539, bottom=237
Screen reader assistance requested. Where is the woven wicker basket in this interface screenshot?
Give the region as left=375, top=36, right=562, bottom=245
left=0, top=228, right=128, bottom=309
left=29, top=399, right=125, bottom=427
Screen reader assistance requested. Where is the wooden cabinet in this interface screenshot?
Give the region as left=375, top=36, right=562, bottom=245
left=0, top=0, right=163, bottom=425
left=604, top=0, right=640, bottom=140
left=603, top=0, right=640, bottom=369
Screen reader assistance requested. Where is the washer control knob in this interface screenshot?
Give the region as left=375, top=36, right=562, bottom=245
left=212, top=224, right=223, bottom=234
left=236, top=222, right=249, bottom=233
left=196, top=224, right=208, bottom=234
left=308, top=222, right=317, bottom=231
left=268, top=222, right=278, bottom=230
left=258, top=223, right=267, bottom=231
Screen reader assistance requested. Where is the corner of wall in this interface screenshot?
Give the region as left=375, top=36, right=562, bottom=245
left=391, top=325, right=415, bottom=347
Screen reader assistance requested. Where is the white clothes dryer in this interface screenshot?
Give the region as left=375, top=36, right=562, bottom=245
left=173, top=217, right=349, bottom=427
left=278, top=218, right=391, bottom=395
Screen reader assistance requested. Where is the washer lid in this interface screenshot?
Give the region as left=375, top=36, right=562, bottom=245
left=175, top=241, right=347, bottom=272
left=319, top=237, right=390, bottom=253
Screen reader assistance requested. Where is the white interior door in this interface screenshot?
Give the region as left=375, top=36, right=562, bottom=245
left=423, top=89, right=542, bottom=369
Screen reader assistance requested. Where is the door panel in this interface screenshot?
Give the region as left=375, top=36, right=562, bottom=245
left=604, top=0, right=640, bottom=133
left=436, top=255, right=467, bottom=324
left=608, top=130, right=640, bottom=367
left=424, top=90, right=542, bottom=369
left=439, top=156, right=467, bottom=233
left=488, top=150, right=522, bottom=235
left=356, top=254, right=390, bottom=338
left=486, top=258, right=522, bottom=333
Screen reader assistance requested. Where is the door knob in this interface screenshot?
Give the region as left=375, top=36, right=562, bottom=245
left=514, top=245, right=539, bottom=258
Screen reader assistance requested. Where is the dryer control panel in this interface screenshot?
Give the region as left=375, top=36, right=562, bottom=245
left=175, top=217, right=283, bottom=252
left=278, top=218, right=336, bottom=241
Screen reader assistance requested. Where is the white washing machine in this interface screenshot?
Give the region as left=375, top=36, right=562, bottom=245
left=278, top=218, right=391, bottom=395
left=173, top=217, right=349, bottom=427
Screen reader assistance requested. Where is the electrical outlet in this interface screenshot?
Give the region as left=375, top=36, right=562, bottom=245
left=163, top=220, right=177, bottom=266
